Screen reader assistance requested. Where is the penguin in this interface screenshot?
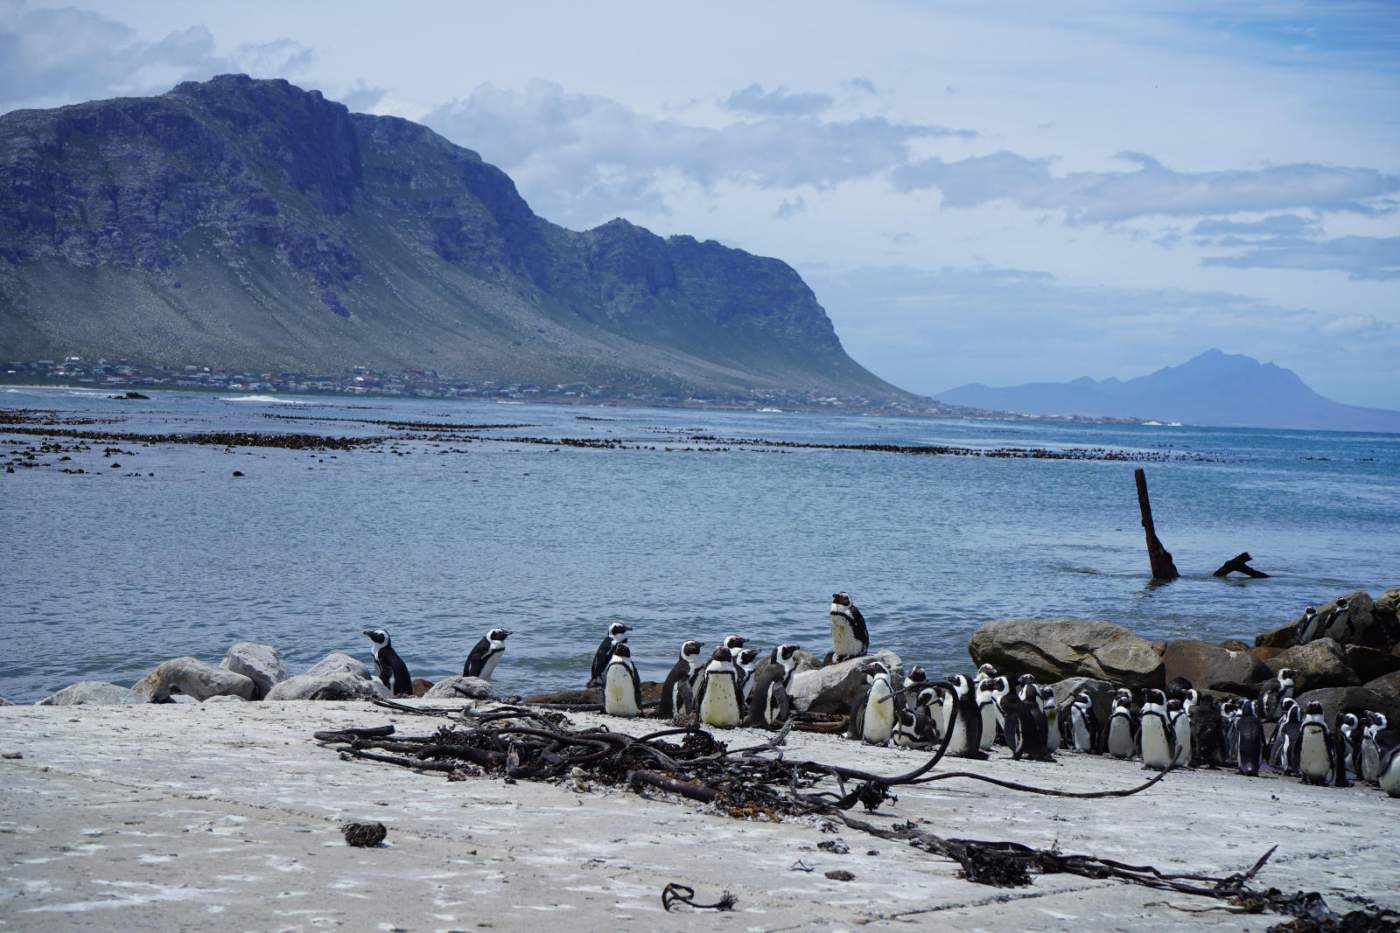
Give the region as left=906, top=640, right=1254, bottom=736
left=1235, top=699, right=1264, bottom=777
left=1379, top=742, right=1400, bottom=798
left=1295, top=605, right=1320, bottom=644
left=1189, top=694, right=1225, bottom=768
left=1002, top=681, right=1050, bottom=761
left=1139, top=689, right=1176, bottom=771
left=1106, top=691, right=1137, bottom=760
left=1037, top=685, right=1060, bottom=752
left=362, top=629, right=412, bottom=696
left=746, top=644, right=801, bottom=729
left=1297, top=702, right=1334, bottom=785
left=463, top=627, right=510, bottom=681
left=1331, top=713, right=1352, bottom=788
left=901, top=666, right=928, bottom=712
left=1068, top=690, right=1100, bottom=754
left=602, top=643, right=643, bottom=718
left=1360, top=712, right=1392, bottom=785
left=974, top=663, right=999, bottom=685
left=848, top=661, right=896, bottom=746
left=734, top=647, right=761, bottom=708
left=658, top=640, right=704, bottom=719
left=721, top=634, right=748, bottom=652
left=938, top=674, right=987, bottom=759
left=977, top=678, right=1000, bottom=751
left=1220, top=700, right=1241, bottom=767
left=1260, top=668, right=1296, bottom=722
left=1168, top=699, right=1191, bottom=767
left=892, top=707, right=923, bottom=748
left=1323, top=597, right=1352, bottom=643
left=695, top=646, right=743, bottom=728
left=1337, top=712, right=1360, bottom=779
left=827, top=592, right=869, bottom=663
left=1273, top=700, right=1304, bottom=774
left=589, top=622, right=631, bottom=687
left=913, top=686, right=942, bottom=745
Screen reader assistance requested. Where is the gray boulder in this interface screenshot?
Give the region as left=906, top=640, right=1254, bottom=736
left=1344, top=645, right=1400, bottom=684
left=1265, top=638, right=1358, bottom=693
left=303, top=652, right=371, bottom=680
left=1272, top=591, right=1387, bottom=650
left=1050, top=677, right=1115, bottom=709
left=134, top=657, right=257, bottom=702
left=0, top=696, right=13, bottom=706
left=38, top=682, right=145, bottom=706
left=1295, top=686, right=1400, bottom=728
left=220, top=642, right=288, bottom=700
left=788, top=650, right=901, bottom=714
left=266, top=670, right=382, bottom=701
left=1364, top=670, right=1400, bottom=698
left=204, top=694, right=247, bottom=703
left=968, top=618, right=1163, bottom=689
left=421, top=676, right=494, bottom=700
left=1161, top=640, right=1272, bottom=695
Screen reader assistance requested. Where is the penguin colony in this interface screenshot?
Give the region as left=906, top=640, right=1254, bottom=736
left=362, top=594, right=1400, bottom=798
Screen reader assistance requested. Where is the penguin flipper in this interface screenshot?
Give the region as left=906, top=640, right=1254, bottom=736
left=1004, top=711, right=1024, bottom=760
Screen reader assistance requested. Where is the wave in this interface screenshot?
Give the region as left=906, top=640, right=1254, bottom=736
left=219, top=395, right=309, bottom=405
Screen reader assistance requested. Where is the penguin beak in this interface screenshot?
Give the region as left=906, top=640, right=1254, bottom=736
left=361, top=629, right=374, bottom=638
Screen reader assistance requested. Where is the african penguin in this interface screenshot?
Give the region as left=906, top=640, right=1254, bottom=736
left=893, top=707, right=923, bottom=748
left=1274, top=701, right=1304, bottom=774
left=939, top=674, right=987, bottom=759
left=463, top=627, right=510, bottom=681
left=827, top=592, right=869, bottom=663
left=901, top=666, right=928, bottom=712
left=659, top=640, right=704, bottom=719
left=1002, top=682, right=1050, bottom=761
left=695, top=646, right=743, bottom=728
left=1069, top=691, right=1099, bottom=754
left=1296, top=605, right=1320, bottom=644
left=977, top=678, right=1000, bottom=751
left=1297, top=702, right=1334, bottom=785
left=1235, top=699, right=1264, bottom=777
left=746, top=644, right=801, bottom=729
left=913, top=686, right=942, bottom=745
left=603, top=643, right=643, bottom=718
left=722, top=634, right=748, bottom=652
left=974, top=663, right=998, bottom=685
left=1189, top=694, right=1225, bottom=768
left=734, top=647, right=761, bottom=708
left=1139, top=689, right=1176, bottom=771
left=1361, top=712, right=1391, bottom=785
left=362, top=629, right=413, bottom=697
left=1379, top=742, right=1400, bottom=798
left=589, top=622, right=631, bottom=687
left=1338, top=713, right=1360, bottom=779
left=1106, top=692, right=1137, bottom=760
left=1323, top=597, right=1352, bottom=642
left=848, top=661, right=896, bottom=746
left=1037, top=685, right=1060, bottom=752
left=1168, top=699, right=1191, bottom=767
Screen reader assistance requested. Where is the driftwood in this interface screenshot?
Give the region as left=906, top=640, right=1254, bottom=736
left=1135, top=468, right=1180, bottom=581
left=1213, top=552, right=1270, bottom=578
left=315, top=702, right=1398, bottom=927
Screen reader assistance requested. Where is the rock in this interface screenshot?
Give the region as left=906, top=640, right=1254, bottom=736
left=166, top=694, right=200, bottom=705
left=1364, top=670, right=1400, bottom=698
left=1161, top=640, right=1272, bottom=695
left=1376, top=587, right=1400, bottom=621
left=1344, top=645, right=1400, bottom=684
left=38, top=682, right=145, bottom=706
left=1219, top=639, right=1251, bottom=652
left=1250, top=646, right=1282, bottom=663
left=525, top=687, right=602, bottom=705
left=342, top=822, right=387, bottom=848
left=204, top=694, right=246, bottom=703
left=1265, top=638, right=1358, bottom=692
left=0, top=697, right=13, bottom=706
left=134, top=657, right=257, bottom=702
left=411, top=678, right=434, bottom=698
left=1049, top=677, right=1115, bottom=710
left=1266, top=591, right=1388, bottom=650
left=304, top=653, right=371, bottom=680
left=1294, top=686, right=1400, bottom=728
left=968, top=619, right=1163, bottom=689
left=1254, top=620, right=1298, bottom=650
left=422, top=676, right=494, bottom=700
left=220, top=642, right=289, bottom=700
left=265, top=671, right=381, bottom=701
left=788, top=650, right=901, bottom=714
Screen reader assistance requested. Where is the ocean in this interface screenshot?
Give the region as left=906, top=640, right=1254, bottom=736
left=3, top=386, right=1397, bottom=703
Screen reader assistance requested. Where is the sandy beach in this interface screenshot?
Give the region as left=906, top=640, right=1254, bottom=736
left=2, top=699, right=1397, bottom=932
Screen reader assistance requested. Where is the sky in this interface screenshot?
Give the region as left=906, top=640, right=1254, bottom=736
left=3, top=1, right=1400, bottom=406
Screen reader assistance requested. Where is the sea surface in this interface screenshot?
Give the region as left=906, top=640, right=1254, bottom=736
left=3, top=386, right=1398, bottom=703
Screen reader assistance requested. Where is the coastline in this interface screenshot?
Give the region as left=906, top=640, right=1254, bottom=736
left=2, top=699, right=1398, bottom=931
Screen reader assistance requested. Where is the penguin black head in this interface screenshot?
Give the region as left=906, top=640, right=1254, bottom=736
left=1304, top=605, right=1316, bottom=615
left=1336, top=597, right=1349, bottom=609
left=1240, top=699, right=1258, bottom=718
left=1166, top=698, right=1183, bottom=714
left=774, top=643, right=802, bottom=663
left=1144, top=689, right=1167, bottom=708
left=610, top=642, right=632, bottom=660
left=722, top=635, right=747, bottom=650
left=861, top=660, right=889, bottom=681
left=1016, top=673, right=1037, bottom=688
left=488, top=628, right=511, bottom=642
left=832, top=592, right=851, bottom=606
left=736, top=647, right=760, bottom=668
left=943, top=673, right=971, bottom=697
left=905, top=665, right=927, bottom=684
left=1166, top=676, right=1192, bottom=700
left=976, top=663, right=998, bottom=679
left=897, top=708, right=917, bottom=727
left=711, top=646, right=733, bottom=664
left=681, top=640, right=703, bottom=658
left=363, top=628, right=390, bottom=647
left=1277, top=668, right=1296, bottom=684
left=1304, top=700, right=1324, bottom=717
left=607, top=622, right=631, bottom=639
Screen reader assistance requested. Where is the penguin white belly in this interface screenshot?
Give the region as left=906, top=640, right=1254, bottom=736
left=829, top=616, right=863, bottom=658
left=978, top=702, right=997, bottom=750
left=1379, top=749, right=1400, bottom=798
left=935, top=698, right=953, bottom=737
left=477, top=651, right=502, bottom=682
left=862, top=683, right=894, bottom=745
left=1044, top=710, right=1060, bottom=751
left=1172, top=717, right=1191, bottom=765
left=1361, top=739, right=1380, bottom=784
left=1141, top=718, right=1173, bottom=769
left=1107, top=717, right=1134, bottom=759
left=700, top=676, right=741, bottom=728
left=1073, top=712, right=1093, bottom=752
left=1298, top=730, right=1331, bottom=784
left=604, top=666, right=639, bottom=717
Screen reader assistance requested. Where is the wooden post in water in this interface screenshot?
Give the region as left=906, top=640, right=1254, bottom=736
left=1134, top=468, right=1180, bottom=581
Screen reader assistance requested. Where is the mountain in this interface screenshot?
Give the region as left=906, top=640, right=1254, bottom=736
left=938, top=350, right=1400, bottom=433
left=0, top=75, right=903, bottom=401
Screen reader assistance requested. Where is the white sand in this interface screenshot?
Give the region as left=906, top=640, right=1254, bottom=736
left=1, top=700, right=1396, bottom=931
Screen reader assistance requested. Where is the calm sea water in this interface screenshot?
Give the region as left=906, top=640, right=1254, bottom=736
left=3, top=386, right=1397, bottom=703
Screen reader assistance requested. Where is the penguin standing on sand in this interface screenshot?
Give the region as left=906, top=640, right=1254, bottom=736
left=1273, top=700, right=1304, bottom=773
left=1168, top=699, right=1191, bottom=767
left=1361, top=713, right=1393, bottom=785
left=827, top=592, right=869, bottom=663
left=1002, top=681, right=1050, bottom=761
left=1189, top=694, right=1225, bottom=768
left=1236, top=699, right=1264, bottom=776
left=734, top=647, right=761, bottom=708
left=1037, top=685, right=1061, bottom=752
left=1298, top=702, right=1334, bottom=785
left=913, top=686, right=942, bottom=745
left=848, top=661, right=896, bottom=745
left=977, top=678, right=1001, bottom=751
left=939, top=674, right=987, bottom=759
left=901, top=667, right=928, bottom=712
left=363, top=629, right=413, bottom=696
left=463, top=628, right=511, bottom=681
left=1139, top=689, right=1176, bottom=770
left=1379, top=743, right=1400, bottom=798
left=1106, top=690, right=1137, bottom=760
left=695, top=647, right=743, bottom=728
left=1068, top=690, right=1100, bottom=754
left=659, top=640, right=704, bottom=719
left=589, top=622, right=631, bottom=687
left=746, top=644, right=801, bottom=729
left=603, top=643, right=643, bottom=718
left=1337, top=713, right=1360, bottom=779
left=893, top=708, right=923, bottom=748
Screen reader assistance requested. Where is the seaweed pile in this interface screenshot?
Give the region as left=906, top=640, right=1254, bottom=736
left=316, top=699, right=1398, bottom=928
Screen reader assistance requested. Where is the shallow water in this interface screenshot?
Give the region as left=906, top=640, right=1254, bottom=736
left=2, top=386, right=1397, bottom=702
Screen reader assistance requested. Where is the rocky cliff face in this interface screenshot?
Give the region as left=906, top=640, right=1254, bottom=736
left=0, top=75, right=901, bottom=400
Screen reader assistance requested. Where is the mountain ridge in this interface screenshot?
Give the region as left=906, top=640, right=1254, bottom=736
left=938, top=349, right=1400, bottom=432
left=0, top=75, right=905, bottom=402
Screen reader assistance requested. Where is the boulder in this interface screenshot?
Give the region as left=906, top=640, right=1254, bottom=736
left=1219, top=639, right=1251, bottom=652
left=303, top=652, right=371, bottom=680
left=1265, top=638, right=1358, bottom=692
left=1250, top=646, right=1282, bottom=663
left=968, top=619, right=1163, bottom=689
left=220, top=643, right=288, bottom=700
left=204, top=694, right=246, bottom=703
left=525, top=687, right=602, bottom=705
left=1254, top=620, right=1298, bottom=650
left=1270, top=591, right=1388, bottom=650
left=38, top=682, right=145, bottom=706
left=1049, top=677, right=1115, bottom=709
left=1344, top=645, right=1400, bottom=684
left=266, top=671, right=382, bottom=701
left=411, top=678, right=434, bottom=698
left=1364, top=670, right=1400, bottom=698
left=789, top=650, right=901, bottom=714
left=0, top=697, right=13, bottom=706
left=1295, top=686, right=1400, bottom=728
left=1161, top=640, right=1272, bottom=695
left=1375, top=587, right=1400, bottom=621
left=134, top=657, right=257, bottom=702
left=422, top=676, right=494, bottom=700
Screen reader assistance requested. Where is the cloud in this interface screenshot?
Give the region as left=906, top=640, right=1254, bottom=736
left=774, top=196, right=807, bottom=220
left=891, top=150, right=1400, bottom=223
left=338, top=80, right=388, bottom=113
left=721, top=83, right=831, bottom=116
left=0, top=2, right=313, bottom=113
left=423, top=79, right=975, bottom=227
left=842, top=77, right=878, bottom=95
left=1190, top=213, right=1319, bottom=238
left=1204, top=235, right=1400, bottom=281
